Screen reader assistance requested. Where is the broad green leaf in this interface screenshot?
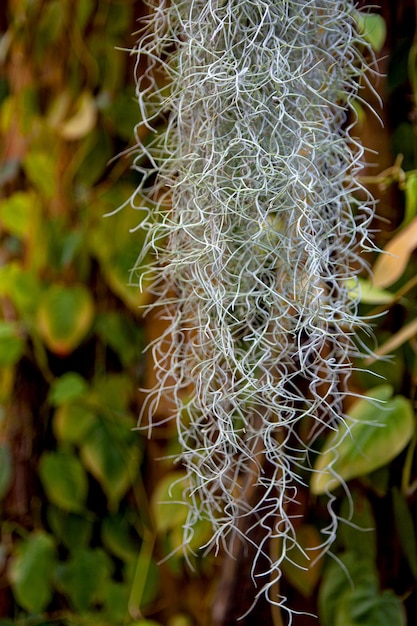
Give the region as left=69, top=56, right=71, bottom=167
left=0, top=191, right=35, bottom=238
left=392, top=487, right=417, bottom=580
left=89, top=193, right=152, bottom=312
left=95, top=311, right=143, bottom=367
left=311, top=386, right=414, bottom=494
left=47, top=507, right=93, bottom=551
left=9, top=532, right=55, bottom=613
left=0, top=263, right=42, bottom=318
left=48, top=373, right=89, bottom=406
left=102, top=513, right=140, bottom=562
left=356, top=12, right=387, bottom=53
left=53, top=403, right=97, bottom=443
left=23, top=151, right=56, bottom=199
left=37, top=284, right=94, bottom=355
left=80, top=419, right=140, bottom=508
left=0, top=442, right=13, bottom=500
left=372, top=216, right=417, bottom=288
left=55, top=548, right=112, bottom=611
left=335, top=587, right=406, bottom=626
left=319, top=552, right=378, bottom=626
left=92, top=373, right=134, bottom=413
left=0, top=321, right=25, bottom=366
left=39, top=451, right=88, bottom=513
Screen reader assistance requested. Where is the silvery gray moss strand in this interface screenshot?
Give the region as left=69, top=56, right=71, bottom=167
left=132, top=0, right=376, bottom=611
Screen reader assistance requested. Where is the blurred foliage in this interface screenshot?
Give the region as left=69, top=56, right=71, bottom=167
left=0, top=1, right=416, bottom=626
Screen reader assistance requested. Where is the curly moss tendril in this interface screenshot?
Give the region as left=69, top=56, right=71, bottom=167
left=132, top=0, right=377, bottom=615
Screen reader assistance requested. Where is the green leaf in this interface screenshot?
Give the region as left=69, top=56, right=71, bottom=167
left=23, top=151, right=56, bottom=199
left=39, top=451, right=88, bottom=513
left=103, top=581, right=130, bottom=622
left=335, top=587, right=406, bottom=626
left=101, top=513, right=140, bottom=562
left=356, top=12, right=387, bottom=53
left=347, top=277, right=394, bottom=305
left=311, top=386, right=415, bottom=494
left=80, top=418, right=140, bottom=508
left=95, top=311, right=143, bottom=367
left=55, top=548, right=112, bottom=611
left=0, top=442, right=13, bottom=500
left=404, top=174, right=417, bottom=226
left=53, top=403, right=97, bottom=443
left=92, top=373, right=134, bottom=413
left=47, top=507, right=93, bottom=551
left=48, top=373, right=89, bottom=406
left=0, top=321, right=25, bottom=366
left=37, top=284, right=95, bottom=355
left=89, top=193, right=151, bottom=312
left=0, top=191, right=36, bottom=238
left=0, top=263, right=42, bottom=318
left=152, top=472, right=189, bottom=533
left=339, top=491, right=377, bottom=563
left=9, top=532, right=56, bottom=613
left=319, top=552, right=378, bottom=626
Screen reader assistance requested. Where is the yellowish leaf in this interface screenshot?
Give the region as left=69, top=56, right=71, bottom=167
left=373, top=217, right=417, bottom=288
left=58, top=92, right=97, bottom=141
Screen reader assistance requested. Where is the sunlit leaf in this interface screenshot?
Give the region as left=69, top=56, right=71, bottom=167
left=0, top=191, right=34, bottom=237
left=39, top=451, right=88, bottom=513
left=9, top=533, right=56, bottom=613
left=0, top=263, right=42, bottom=318
left=152, top=472, right=189, bottom=533
left=55, top=548, right=112, bottom=611
left=48, top=372, right=89, bottom=406
left=356, top=12, right=387, bottom=53
left=23, top=152, right=56, bottom=199
left=347, top=277, right=394, bottom=305
left=0, top=321, right=25, bottom=366
left=37, top=284, right=94, bottom=355
left=58, top=91, right=97, bottom=141
left=372, top=216, right=417, bottom=288
left=311, top=386, right=415, bottom=494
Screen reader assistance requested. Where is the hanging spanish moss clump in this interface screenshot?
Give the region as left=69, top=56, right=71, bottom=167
left=132, top=0, right=376, bottom=615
